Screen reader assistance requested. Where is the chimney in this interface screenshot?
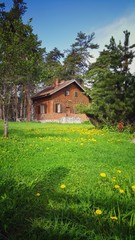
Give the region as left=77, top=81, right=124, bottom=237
left=60, top=80, right=65, bottom=84
left=54, top=79, right=59, bottom=87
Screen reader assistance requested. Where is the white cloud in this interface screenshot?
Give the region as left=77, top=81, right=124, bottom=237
left=91, top=11, right=135, bottom=73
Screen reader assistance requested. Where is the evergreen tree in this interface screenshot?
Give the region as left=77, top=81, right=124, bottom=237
left=41, top=47, right=64, bottom=84
left=63, top=31, right=98, bottom=81
left=86, top=31, right=135, bottom=124
left=0, top=0, right=45, bottom=136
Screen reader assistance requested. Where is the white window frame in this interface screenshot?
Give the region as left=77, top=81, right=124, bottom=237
left=56, top=103, right=62, bottom=113
left=41, top=104, right=45, bottom=114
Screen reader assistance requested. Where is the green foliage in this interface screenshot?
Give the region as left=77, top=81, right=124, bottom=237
left=0, top=122, right=135, bottom=239
left=63, top=31, right=99, bottom=80
left=0, top=0, right=45, bottom=131
left=41, top=48, right=64, bottom=84
left=86, top=31, right=135, bottom=125
left=76, top=103, right=91, bottom=114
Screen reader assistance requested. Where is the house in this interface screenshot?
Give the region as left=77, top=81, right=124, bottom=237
left=32, top=79, right=90, bottom=123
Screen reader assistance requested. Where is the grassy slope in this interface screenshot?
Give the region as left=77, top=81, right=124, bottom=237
left=0, top=121, right=135, bottom=240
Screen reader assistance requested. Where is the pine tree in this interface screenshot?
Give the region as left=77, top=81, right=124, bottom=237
left=86, top=31, right=135, bottom=125
left=0, top=0, right=45, bottom=136
left=63, top=31, right=98, bottom=81
left=41, top=48, right=64, bottom=84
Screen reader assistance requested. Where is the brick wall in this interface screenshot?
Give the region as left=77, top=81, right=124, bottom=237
left=33, top=82, right=90, bottom=122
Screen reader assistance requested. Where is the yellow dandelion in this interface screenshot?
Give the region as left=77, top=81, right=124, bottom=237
left=112, top=177, right=116, bottom=182
left=110, top=216, right=118, bottom=220
left=35, top=192, right=40, bottom=197
left=60, top=184, right=66, bottom=189
left=100, top=173, right=106, bottom=178
left=91, top=138, right=97, bottom=142
left=117, top=170, right=122, bottom=173
left=114, top=184, right=120, bottom=189
left=95, top=209, right=102, bottom=215
left=119, top=189, right=125, bottom=194
left=131, top=185, right=135, bottom=192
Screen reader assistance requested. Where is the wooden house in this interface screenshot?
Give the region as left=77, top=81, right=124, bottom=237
left=32, top=79, right=90, bottom=122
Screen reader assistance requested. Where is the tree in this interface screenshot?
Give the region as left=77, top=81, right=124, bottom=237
left=63, top=31, right=98, bottom=81
left=0, top=0, right=45, bottom=136
left=0, top=2, right=25, bottom=137
left=86, top=31, right=135, bottom=125
left=15, top=21, right=45, bottom=121
left=41, top=47, right=64, bottom=84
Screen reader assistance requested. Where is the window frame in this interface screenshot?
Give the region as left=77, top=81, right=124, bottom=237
left=75, top=91, right=78, bottom=97
left=40, top=104, right=45, bottom=114
left=65, top=90, right=69, bottom=96
left=55, top=103, right=62, bottom=113
left=38, top=104, right=47, bottom=114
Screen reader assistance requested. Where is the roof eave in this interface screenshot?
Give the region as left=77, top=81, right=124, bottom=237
left=32, top=80, right=85, bottom=100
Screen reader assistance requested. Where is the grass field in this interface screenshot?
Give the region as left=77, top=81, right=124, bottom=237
left=0, top=121, right=135, bottom=240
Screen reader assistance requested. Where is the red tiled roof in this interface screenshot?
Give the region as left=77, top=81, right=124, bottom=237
left=32, top=80, right=85, bottom=99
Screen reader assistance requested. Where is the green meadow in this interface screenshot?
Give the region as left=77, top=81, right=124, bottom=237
left=0, top=121, right=135, bottom=240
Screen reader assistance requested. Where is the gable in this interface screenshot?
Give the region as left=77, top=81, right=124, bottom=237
left=32, top=80, right=86, bottom=100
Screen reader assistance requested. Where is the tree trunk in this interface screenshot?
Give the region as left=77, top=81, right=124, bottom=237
left=3, top=104, right=8, bottom=138
left=23, top=97, right=26, bottom=120
left=19, top=85, right=24, bottom=120
left=14, top=85, right=18, bottom=121
left=2, top=82, right=12, bottom=137
left=27, top=99, right=31, bottom=121
left=0, top=104, right=3, bottom=119
left=20, top=100, right=23, bottom=119
left=25, top=84, right=32, bottom=121
left=4, top=119, right=8, bottom=138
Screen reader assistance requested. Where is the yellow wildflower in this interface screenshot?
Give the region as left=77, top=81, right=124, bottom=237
left=112, top=177, right=116, bottom=182
left=117, top=170, right=122, bottom=173
left=100, top=173, right=106, bottom=178
left=131, top=185, right=135, bottom=192
left=110, top=216, right=118, bottom=220
left=95, top=209, right=102, bottom=215
left=60, top=184, right=66, bottom=189
left=114, top=185, right=120, bottom=189
left=91, top=138, right=96, bottom=142
left=35, top=192, right=40, bottom=197
left=119, top=189, right=125, bottom=194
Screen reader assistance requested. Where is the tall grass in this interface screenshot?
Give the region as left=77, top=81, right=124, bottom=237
left=0, top=121, right=135, bottom=240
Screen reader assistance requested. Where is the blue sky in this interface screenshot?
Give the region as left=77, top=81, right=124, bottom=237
left=3, top=0, right=135, bottom=71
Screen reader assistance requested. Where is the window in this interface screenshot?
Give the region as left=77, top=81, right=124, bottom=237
left=55, top=103, right=62, bottom=113
left=38, top=105, right=40, bottom=114
left=38, top=104, right=46, bottom=114
left=41, top=105, right=45, bottom=114
left=75, top=92, right=78, bottom=97
left=65, top=90, right=69, bottom=96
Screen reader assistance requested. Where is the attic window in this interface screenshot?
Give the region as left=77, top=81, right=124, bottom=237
left=65, top=90, right=69, bottom=96
left=75, top=92, right=78, bottom=97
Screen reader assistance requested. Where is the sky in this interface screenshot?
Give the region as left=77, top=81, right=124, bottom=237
left=3, top=0, right=135, bottom=72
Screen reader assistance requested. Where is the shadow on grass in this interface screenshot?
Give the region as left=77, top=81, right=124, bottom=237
left=0, top=166, right=134, bottom=240
left=7, top=127, right=70, bottom=140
